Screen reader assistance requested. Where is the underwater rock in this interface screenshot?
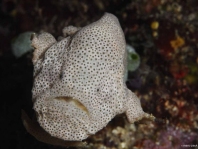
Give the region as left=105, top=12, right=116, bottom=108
left=142, top=126, right=197, bottom=149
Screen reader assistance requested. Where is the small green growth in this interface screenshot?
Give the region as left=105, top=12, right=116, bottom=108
left=131, top=53, right=138, bottom=60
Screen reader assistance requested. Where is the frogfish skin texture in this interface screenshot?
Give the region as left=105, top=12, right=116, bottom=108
left=27, top=13, right=153, bottom=142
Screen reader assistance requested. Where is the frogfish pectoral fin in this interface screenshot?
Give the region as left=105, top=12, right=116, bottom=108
left=21, top=109, right=86, bottom=147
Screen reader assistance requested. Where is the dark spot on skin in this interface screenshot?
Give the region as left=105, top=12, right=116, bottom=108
left=59, top=73, right=63, bottom=79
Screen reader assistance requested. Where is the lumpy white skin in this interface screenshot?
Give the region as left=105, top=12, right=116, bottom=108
left=32, top=13, right=150, bottom=141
